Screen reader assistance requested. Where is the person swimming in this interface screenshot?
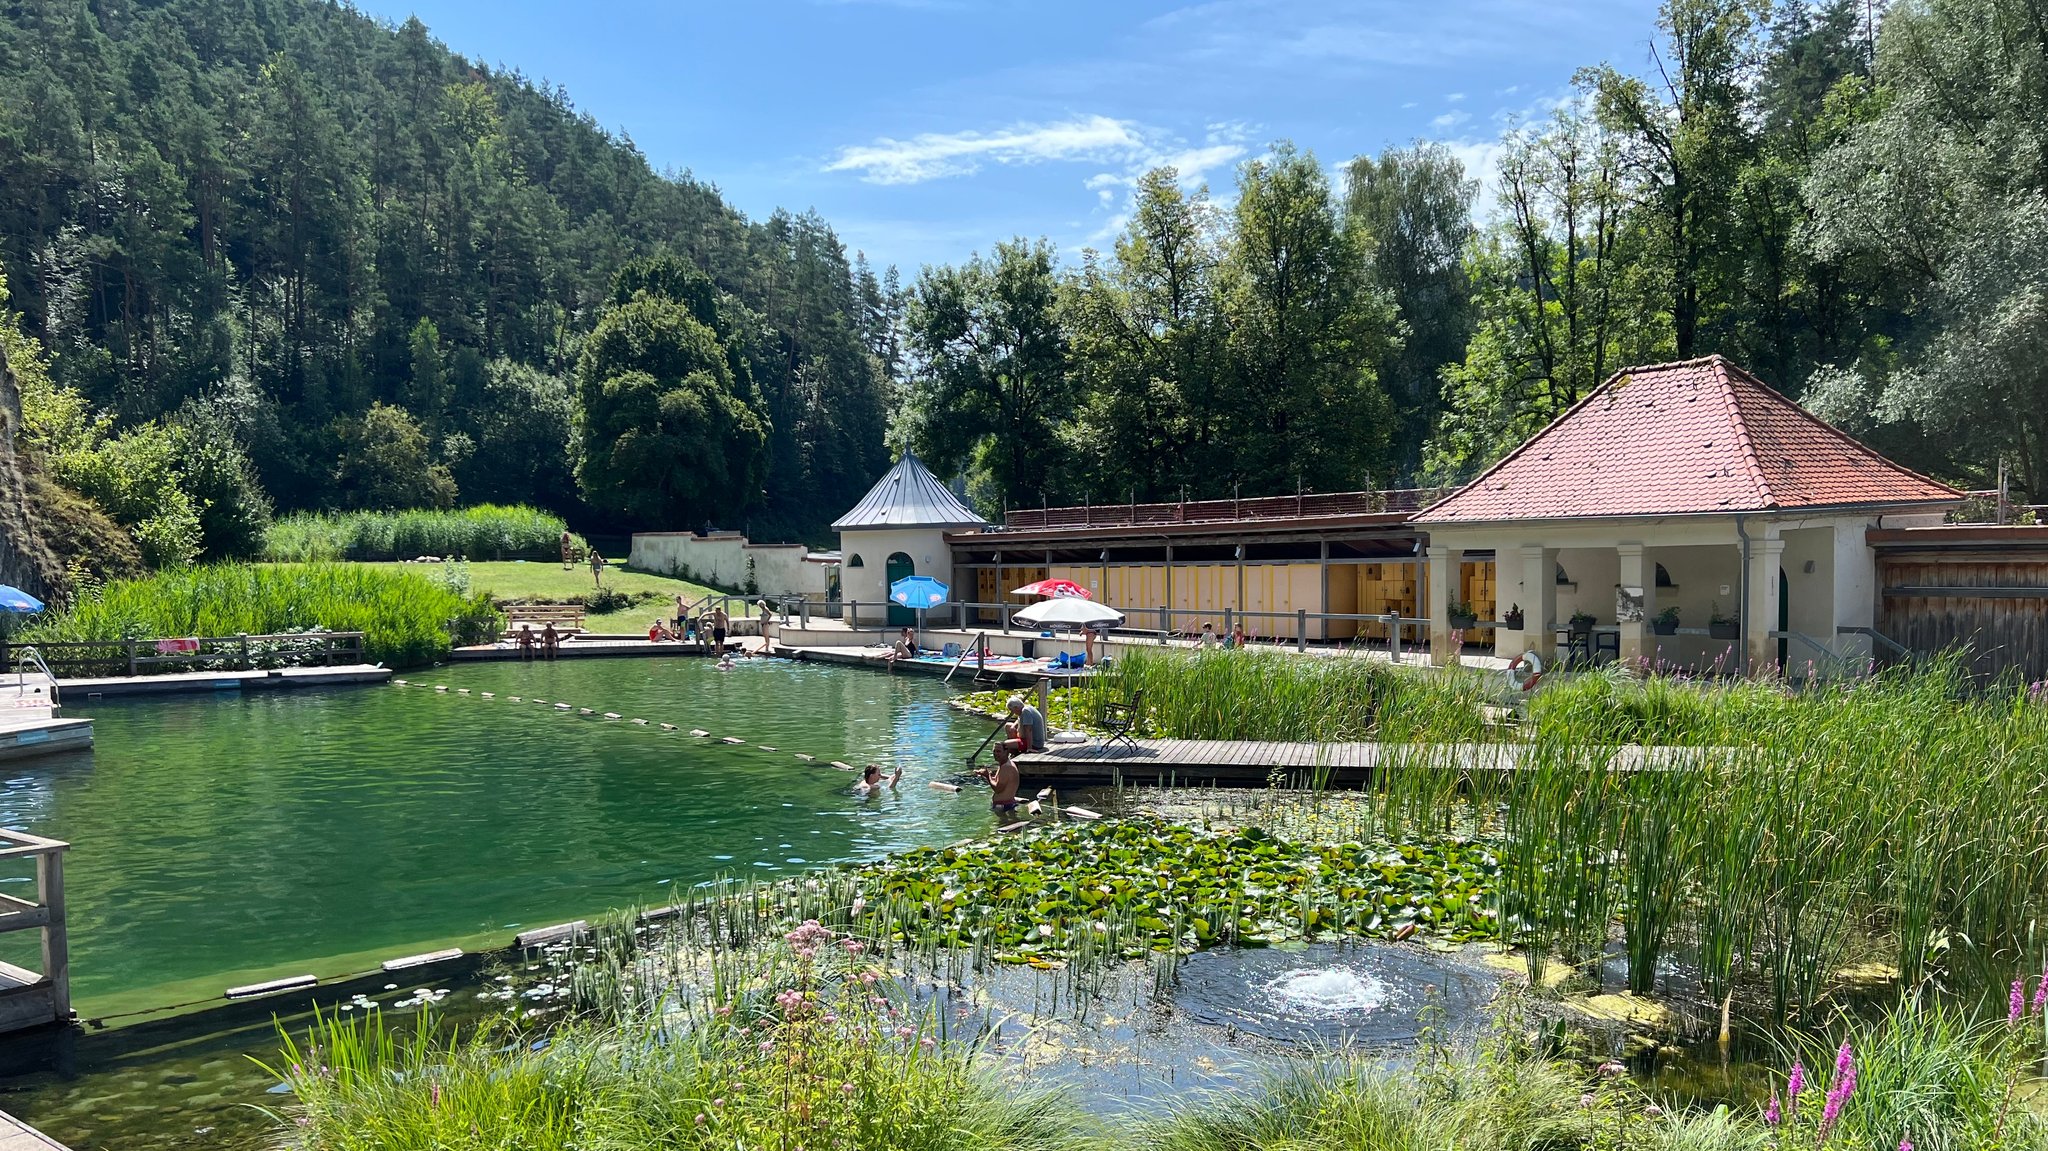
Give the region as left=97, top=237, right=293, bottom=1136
left=856, top=764, right=902, bottom=794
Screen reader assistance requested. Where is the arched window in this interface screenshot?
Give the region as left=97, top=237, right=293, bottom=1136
left=1655, top=563, right=1674, bottom=587
left=847, top=554, right=864, bottom=568
left=1556, top=562, right=1571, bottom=585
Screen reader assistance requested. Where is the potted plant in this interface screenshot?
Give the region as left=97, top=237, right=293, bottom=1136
left=1708, top=603, right=1738, bottom=640
left=1502, top=604, right=1525, bottom=630
left=1653, top=605, right=1680, bottom=636
left=1568, top=609, right=1596, bottom=636
left=1448, top=599, right=1478, bottom=629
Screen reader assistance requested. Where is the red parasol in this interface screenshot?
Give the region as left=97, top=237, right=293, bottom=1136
left=1009, top=578, right=1092, bottom=600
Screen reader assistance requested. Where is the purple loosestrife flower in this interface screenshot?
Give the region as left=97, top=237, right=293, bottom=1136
left=2034, top=970, right=2047, bottom=1014
left=1765, top=1089, right=1781, bottom=1126
left=2014, top=979, right=2028, bottom=1022
left=1787, top=1061, right=1805, bottom=1118
left=1821, top=1046, right=1857, bottom=1137
left=1900, top=1139, right=1913, bottom=1151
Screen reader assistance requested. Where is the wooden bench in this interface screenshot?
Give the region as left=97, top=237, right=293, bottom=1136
left=503, top=604, right=586, bottom=634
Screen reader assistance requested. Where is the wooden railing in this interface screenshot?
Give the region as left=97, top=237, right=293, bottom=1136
left=1001, top=489, right=1433, bottom=530
left=1, top=632, right=367, bottom=678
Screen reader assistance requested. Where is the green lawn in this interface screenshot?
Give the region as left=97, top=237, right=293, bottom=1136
left=357, top=560, right=757, bottom=632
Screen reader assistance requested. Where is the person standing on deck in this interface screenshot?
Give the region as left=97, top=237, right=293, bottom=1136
left=711, top=605, right=729, bottom=654
left=673, top=594, right=687, bottom=635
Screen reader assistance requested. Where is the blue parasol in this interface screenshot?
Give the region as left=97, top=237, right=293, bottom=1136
left=0, top=585, right=44, bottom=614
left=888, top=575, right=950, bottom=609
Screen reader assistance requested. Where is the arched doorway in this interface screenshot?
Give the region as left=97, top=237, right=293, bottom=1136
left=886, top=552, right=915, bottom=626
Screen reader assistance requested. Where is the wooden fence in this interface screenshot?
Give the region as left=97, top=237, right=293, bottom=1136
left=2, top=632, right=367, bottom=678
left=1872, top=526, right=2048, bottom=682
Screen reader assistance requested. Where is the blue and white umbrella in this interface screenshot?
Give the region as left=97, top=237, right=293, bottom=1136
left=0, top=585, right=44, bottom=614
left=888, top=575, right=950, bottom=609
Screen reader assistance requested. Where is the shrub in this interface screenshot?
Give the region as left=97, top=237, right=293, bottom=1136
left=19, top=563, right=498, bottom=668
left=263, top=505, right=578, bottom=562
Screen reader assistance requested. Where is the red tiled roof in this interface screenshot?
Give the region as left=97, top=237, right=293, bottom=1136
left=1417, top=356, right=1961, bottom=524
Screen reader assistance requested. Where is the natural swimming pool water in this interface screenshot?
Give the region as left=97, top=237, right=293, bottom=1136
left=0, top=656, right=994, bottom=1017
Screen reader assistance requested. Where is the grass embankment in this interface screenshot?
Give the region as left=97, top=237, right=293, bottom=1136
left=356, top=560, right=756, bottom=632
left=21, top=564, right=496, bottom=668
left=263, top=506, right=580, bottom=562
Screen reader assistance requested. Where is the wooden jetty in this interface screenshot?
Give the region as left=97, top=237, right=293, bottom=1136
left=0, top=830, right=68, bottom=1037
left=60, top=664, right=390, bottom=699
left=1014, top=739, right=1707, bottom=789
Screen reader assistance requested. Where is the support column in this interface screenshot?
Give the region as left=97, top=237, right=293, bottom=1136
left=1519, top=545, right=1559, bottom=661
left=1617, top=543, right=1654, bottom=668
left=1744, top=533, right=1785, bottom=675
left=1426, top=544, right=1462, bottom=666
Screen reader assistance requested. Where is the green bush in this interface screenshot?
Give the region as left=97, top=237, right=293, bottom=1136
left=263, top=505, right=578, bottom=562
left=20, top=563, right=498, bottom=668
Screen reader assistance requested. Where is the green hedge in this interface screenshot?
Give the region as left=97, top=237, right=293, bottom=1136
left=263, top=505, right=579, bottom=562
left=22, top=563, right=499, bottom=668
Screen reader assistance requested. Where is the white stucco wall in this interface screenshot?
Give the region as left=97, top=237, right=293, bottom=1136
left=630, top=532, right=833, bottom=598
left=838, top=527, right=957, bottom=623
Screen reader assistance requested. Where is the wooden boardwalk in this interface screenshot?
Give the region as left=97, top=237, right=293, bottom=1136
left=1014, top=738, right=1705, bottom=789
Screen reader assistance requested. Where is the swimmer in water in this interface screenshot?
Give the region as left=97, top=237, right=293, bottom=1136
left=856, top=764, right=902, bottom=794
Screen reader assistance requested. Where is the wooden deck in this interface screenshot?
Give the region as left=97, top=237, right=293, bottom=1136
left=59, top=664, right=390, bottom=698
left=0, top=1109, right=70, bottom=1151
left=1014, top=739, right=1706, bottom=788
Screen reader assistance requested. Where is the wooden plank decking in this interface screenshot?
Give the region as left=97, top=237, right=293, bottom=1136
left=1014, top=739, right=1708, bottom=788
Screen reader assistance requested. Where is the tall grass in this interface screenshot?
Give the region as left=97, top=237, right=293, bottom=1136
left=263, top=505, right=578, bottom=562
left=21, top=563, right=498, bottom=668
left=1091, top=650, right=2048, bottom=1020
left=269, top=921, right=1094, bottom=1151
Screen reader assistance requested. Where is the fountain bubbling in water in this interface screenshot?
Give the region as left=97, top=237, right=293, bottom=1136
left=1265, top=968, right=1391, bottom=1018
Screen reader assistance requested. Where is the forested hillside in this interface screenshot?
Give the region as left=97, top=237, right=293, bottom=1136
left=896, top=0, right=2048, bottom=513
left=0, top=0, right=892, bottom=556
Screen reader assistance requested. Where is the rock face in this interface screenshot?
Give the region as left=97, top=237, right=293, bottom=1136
left=0, top=338, right=65, bottom=605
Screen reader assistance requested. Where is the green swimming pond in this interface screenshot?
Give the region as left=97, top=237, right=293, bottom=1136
left=0, top=656, right=997, bottom=1018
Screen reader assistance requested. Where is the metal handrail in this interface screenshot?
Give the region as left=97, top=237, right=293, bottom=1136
left=12, top=646, right=57, bottom=710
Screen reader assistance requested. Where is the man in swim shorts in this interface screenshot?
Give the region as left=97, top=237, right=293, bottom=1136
left=984, top=695, right=1045, bottom=811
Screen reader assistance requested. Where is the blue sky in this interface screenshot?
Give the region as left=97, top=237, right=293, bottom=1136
left=355, top=0, right=1664, bottom=274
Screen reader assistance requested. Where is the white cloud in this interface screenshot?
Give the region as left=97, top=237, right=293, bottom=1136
left=1445, top=91, right=1466, bottom=103
left=824, top=115, right=1151, bottom=185
left=1431, top=110, right=1471, bottom=131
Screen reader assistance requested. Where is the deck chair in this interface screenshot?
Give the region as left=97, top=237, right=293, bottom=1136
left=1097, top=690, right=1143, bottom=752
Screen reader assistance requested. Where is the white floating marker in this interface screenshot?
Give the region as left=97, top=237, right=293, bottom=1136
left=434, top=685, right=448, bottom=692
left=659, top=723, right=677, bottom=731
left=481, top=692, right=494, bottom=698
left=1028, top=800, right=1042, bottom=815
left=1063, top=806, right=1102, bottom=821
left=1036, top=787, right=1052, bottom=799
left=794, top=754, right=814, bottom=762
left=632, top=718, right=648, bottom=725
left=394, top=679, right=409, bottom=686
left=580, top=708, right=595, bottom=715
left=690, top=729, right=711, bottom=737
left=996, top=821, right=1030, bottom=834
left=928, top=781, right=961, bottom=793
left=829, top=761, right=854, bottom=771
left=721, top=736, right=746, bottom=745
left=556, top=703, right=572, bottom=710
left=509, top=696, right=522, bottom=702
left=225, top=974, right=317, bottom=1000
left=603, top=712, right=621, bottom=720
left=382, top=947, right=463, bottom=971
left=757, top=746, right=776, bottom=752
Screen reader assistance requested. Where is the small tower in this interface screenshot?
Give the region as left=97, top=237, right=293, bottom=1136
left=832, top=454, right=987, bottom=626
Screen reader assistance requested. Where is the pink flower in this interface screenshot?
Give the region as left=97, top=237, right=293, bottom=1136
left=2034, top=972, right=2047, bottom=1014
left=1598, top=1061, right=1625, bottom=1078
left=1578, top=1093, right=1596, bottom=1109
left=2013, top=979, right=2027, bottom=1022
left=694, top=1113, right=707, bottom=1127
left=1642, top=1104, right=1663, bottom=1119
left=1835, top=1041, right=1854, bottom=1079
left=843, top=939, right=866, bottom=956
left=895, top=1025, right=915, bottom=1040
left=1899, top=1139, right=1913, bottom=1151
left=758, top=1040, right=774, bottom=1054
left=1765, top=1089, right=1780, bottom=1126
left=919, top=1036, right=936, bottom=1052
left=1787, top=1062, right=1804, bottom=1116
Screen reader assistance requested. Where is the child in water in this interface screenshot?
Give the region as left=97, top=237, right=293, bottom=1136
left=856, top=764, right=901, bottom=795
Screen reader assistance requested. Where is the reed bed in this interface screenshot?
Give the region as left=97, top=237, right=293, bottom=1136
left=1089, top=651, right=2048, bottom=1020
left=262, top=505, right=578, bottom=562
left=21, top=563, right=499, bottom=668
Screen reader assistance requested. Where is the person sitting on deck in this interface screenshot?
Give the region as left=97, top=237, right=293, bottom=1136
left=857, top=764, right=901, bottom=794
left=648, top=620, right=672, bottom=642
left=1229, top=623, right=1247, bottom=649
left=887, top=626, right=917, bottom=662
left=1198, top=622, right=1219, bottom=648
left=540, top=622, right=560, bottom=659
left=989, top=693, right=1047, bottom=786
left=516, top=624, right=537, bottom=660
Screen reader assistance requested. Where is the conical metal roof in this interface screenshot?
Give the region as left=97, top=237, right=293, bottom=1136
left=832, top=454, right=988, bottom=531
